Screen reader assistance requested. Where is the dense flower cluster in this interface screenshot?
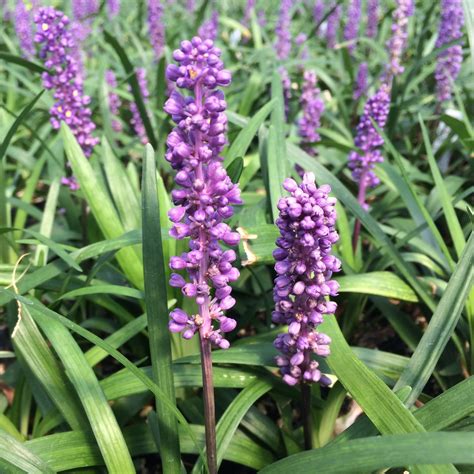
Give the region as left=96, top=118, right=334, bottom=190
left=15, top=0, right=36, bottom=58
left=34, top=7, right=99, bottom=156
left=107, top=0, right=120, bottom=17
left=198, top=10, right=219, bottom=41
left=353, top=62, right=368, bottom=100
left=344, top=0, right=361, bottom=54
left=298, top=71, right=324, bottom=147
left=273, top=173, right=340, bottom=386
left=366, top=0, right=378, bottom=39
left=164, top=37, right=241, bottom=349
left=348, top=84, right=390, bottom=194
left=147, top=0, right=165, bottom=59
left=435, top=0, right=464, bottom=102
left=326, top=4, right=341, bottom=49
left=105, top=70, right=122, bottom=132
left=275, top=0, right=292, bottom=60
left=129, top=68, right=150, bottom=144
left=386, top=0, right=414, bottom=77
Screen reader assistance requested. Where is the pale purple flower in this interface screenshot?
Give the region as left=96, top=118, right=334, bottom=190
left=366, top=0, right=378, bottom=38
left=34, top=7, right=99, bottom=157
left=105, top=70, right=122, bottom=132
left=275, top=0, right=292, bottom=60
left=298, top=71, right=324, bottom=148
left=72, top=0, right=99, bottom=20
left=326, top=4, right=341, bottom=49
left=165, top=37, right=241, bottom=349
left=353, top=62, right=368, bottom=100
left=348, top=83, right=391, bottom=202
left=107, top=0, right=120, bottom=17
left=435, top=0, right=464, bottom=102
left=386, top=0, right=414, bottom=78
left=313, top=0, right=325, bottom=30
left=129, top=68, right=150, bottom=144
left=296, top=32, right=309, bottom=61
left=273, top=172, right=340, bottom=386
left=147, top=0, right=165, bottom=59
left=198, top=10, right=219, bottom=41
left=186, top=0, right=196, bottom=12
left=243, top=0, right=256, bottom=26
left=344, top=0, right=361, bottom=54
left=15, top=0, right=36, bottom=58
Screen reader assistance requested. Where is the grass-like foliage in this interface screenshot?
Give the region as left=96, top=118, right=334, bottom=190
left=0, top=1, right=473, bottom=473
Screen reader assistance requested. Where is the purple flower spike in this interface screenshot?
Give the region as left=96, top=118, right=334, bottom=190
left=107, top=0, right=120, bottom=17
left=273, top=172, right=340, bottom=386
left=435, top=0, right=464, bottom=102
left=353, top=62, right=368, bottom=100
left=15, top=0, right=36, bottom=58
left=366, top=0, right=378, bottom=39
left=343, top=0, right=361, bottom=54
left=298, top=71, right=324, bottom=149
left=275, top=0, right=293, bottom=60
left=105, top=70, right=122, bottom=132
left=34, top=7, right=99, bottom=156
left=386, top=0, right=414, bottom=78
left=313, top=0, right=325, bottom=31
left=348, top=83, right=390, bottom=201
left=326, top=4, right=342, bottom=49
left=164, top=37, right=242, bottom=349
left=198, top=10, right=219, bottom=42
left=147, top=0, right=165, bottom=59
left=129, top=68, right=150, bottom=144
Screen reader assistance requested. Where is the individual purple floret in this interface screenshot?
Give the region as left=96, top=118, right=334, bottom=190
left=326, top=3, right=341, bottom=49
left=366, top=0, right=378, bottom=38
left=107, top=0, right=120, bottom=17
left=273, top=172, right=340, bottom=386
left=147, top=0, right=165, bottom=59
left=386, top=0, right=414, bottom=78
left=313, top=0, right=325, bottom=31
left=105, top=70, right=122, bottom=132
left=198, top=10, right=219, bottom=42
left=298, top=71, right=324, bottom=148
left=275, top=0, right=293, bottom=60
left=15, top=0, right=36, bottom=58
left=348, top=83, right=390, bottom=199
left=164, top=37, right=242, bottom=349
left=353, top=62, right=368, bottom=100
left=129, top=68, right=150, bottom=144
left=343, top=0, right=361, bottom=54
left=34, top=7, right=99, bottom=157
left=435, top=0, right=464, bottom=102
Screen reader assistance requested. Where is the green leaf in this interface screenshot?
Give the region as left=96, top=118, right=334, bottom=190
left=58, top=285, right=143, bottom=301
left=259, top=432, right=474, bottom=473
left=394, top=233, right=474, bottom=405
left=104, top=30, right=157, bottom=148
left=61, top=123, right=144, bottom=288
left=143, top=143, right=181, bottom=473
left=225, top=99, right=275, bottom=166
left=0, top=431, right=54, bottom=474
left=28, top=306, right=136, bottom=474
left=0, top=52, right=47, bottom=74
left=226, top=156, right=244, bottom=184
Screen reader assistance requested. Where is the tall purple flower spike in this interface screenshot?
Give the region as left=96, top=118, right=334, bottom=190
left=15, top=0, right=36, bottom=58
left=435, top=0, right=464, bottom=102
left=129, top=68, right=150, bottom=144
left=273, top=172, right=340, bottom=386
left=105, top=70, right=122, bottom=132
left=326, top=3, right=341, bottom=49
left=313, top=0, right=325, bottom=32
left=348, top=83, right=390, bottom=205
left=275, top=0, right=293, bottom=60
left=147, top=0, right=165, bottom=59
left=298, top=71, right=324, bottom=149
left=386, top=0, right=414, bottom=78
left=366, top=0, right=378, bottom=39
left=343, top=0, right=361, bottom=54
left=165, top=37, right=242, bottom=349
left=34, top=7, right=99, bottom=157
left=198, top=10, right=219, bottom=42
left=353, top=62, right=368, bottom=100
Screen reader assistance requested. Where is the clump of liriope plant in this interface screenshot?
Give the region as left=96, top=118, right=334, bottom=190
left=164, top=36, right=241, bottom=474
